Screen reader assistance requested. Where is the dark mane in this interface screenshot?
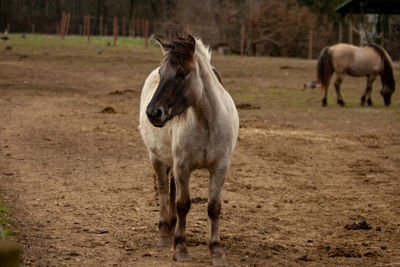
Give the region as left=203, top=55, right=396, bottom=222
left=163, top=36, right=195, bottom=70
left=367, top=44, right=395, bottom=93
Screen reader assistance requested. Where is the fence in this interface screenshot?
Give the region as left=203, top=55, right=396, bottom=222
left=54, top=13, right=325, bottom=59
left=4, top=12, right=400, bottom=60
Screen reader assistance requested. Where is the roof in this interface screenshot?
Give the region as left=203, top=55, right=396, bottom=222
left=336, top=0, right=400, bottom=15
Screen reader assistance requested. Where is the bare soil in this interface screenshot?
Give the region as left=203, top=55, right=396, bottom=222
left=1, top=36, right=400, bottom=266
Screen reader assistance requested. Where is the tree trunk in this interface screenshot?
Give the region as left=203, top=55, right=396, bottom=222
left=129, top=0, right=134, bottom=20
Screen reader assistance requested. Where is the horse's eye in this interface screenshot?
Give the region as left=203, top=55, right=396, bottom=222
left=176, top=70, right=188, bottom=79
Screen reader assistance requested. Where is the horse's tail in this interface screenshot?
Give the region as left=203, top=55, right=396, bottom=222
left=317, top=47, right=334, bottom=88
left=367, top=44, right=395, bottom=93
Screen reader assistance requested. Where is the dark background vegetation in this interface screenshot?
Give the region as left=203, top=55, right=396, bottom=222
left=0, top=0, right=399, bottom=58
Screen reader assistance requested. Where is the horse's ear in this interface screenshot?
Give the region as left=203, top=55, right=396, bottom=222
left=155, top=37, right=172, bottom=54
left=186, top=35, right=195, bottom=56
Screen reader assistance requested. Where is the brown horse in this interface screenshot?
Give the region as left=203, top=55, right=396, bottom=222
left=139, top=35, right=239, bottom=266
left=317, top=43, right=395, bottom=107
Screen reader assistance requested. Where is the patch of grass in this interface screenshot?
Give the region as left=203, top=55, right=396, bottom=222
left=1, top=34, right=160, bottom=57
left=0, top=196, right=15, bottom=238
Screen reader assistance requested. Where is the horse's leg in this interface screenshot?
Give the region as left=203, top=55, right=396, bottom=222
left=361, top=75, right=376, bottom=106
left=208, top=162, right=229, bottom=266
left=321, top=74, right=333, bottom=107
left=172, top=162, right=192, bottom=262
left=168, top=174, right=177, bottom=237
left=322, top=84, right=328, bottom=107
left=150, top=156, right=172, bottom=247
left=334, top=74, right=345, bottom=106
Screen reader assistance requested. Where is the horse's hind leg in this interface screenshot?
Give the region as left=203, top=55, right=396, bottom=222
left=150, top=156, right=172, bottom=247
left=361, top=75, right=376, bottom=106
left=321, top=84, right=329, bottom=107
left=208, top=162, right=229, bottom=266
left=172, top=162, right=193, bottom=262
left=335, top=74, right=345, bottom=106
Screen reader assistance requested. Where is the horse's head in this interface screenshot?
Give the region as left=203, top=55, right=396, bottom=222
left=146, top=35, right=202, bottom=127
left=380, top=87, right=393, bottom=106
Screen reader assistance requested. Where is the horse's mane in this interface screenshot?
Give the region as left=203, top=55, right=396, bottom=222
left=161, top=36, right=196, bottom=70
left=367, top=44, right=395, bottom=92
left=194, top=38, right=212, bottom=63
left=162, top=35, right=223, bottom=85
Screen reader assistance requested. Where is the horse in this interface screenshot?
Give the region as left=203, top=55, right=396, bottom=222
left=139, top=35, right=239, bottom=266
left=317, top=43, right=395, bottom=107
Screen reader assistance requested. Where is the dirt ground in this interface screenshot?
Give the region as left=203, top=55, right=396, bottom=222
left=1, top=35, right=400, bottom=266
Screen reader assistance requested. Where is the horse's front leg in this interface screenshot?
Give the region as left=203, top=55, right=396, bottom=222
left=208, top=162, right=229, bottom=267
left=150, top=156, right=172, bottom=247
left=173, top=162, right=192, bottom=262
left=361, top=75, right=376, bottom=106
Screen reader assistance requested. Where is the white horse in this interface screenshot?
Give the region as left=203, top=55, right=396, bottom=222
left=139, top=35, right=239, bottom=266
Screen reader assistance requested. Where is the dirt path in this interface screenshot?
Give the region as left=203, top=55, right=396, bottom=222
left=1, top=41, right=400, bottom=266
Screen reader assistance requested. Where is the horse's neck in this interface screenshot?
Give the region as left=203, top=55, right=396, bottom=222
left=191, top=59, right=224, bottom=130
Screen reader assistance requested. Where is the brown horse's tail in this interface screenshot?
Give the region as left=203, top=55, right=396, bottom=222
left=317, top=47, right=334, bottom=88
left=367, top=44, right=396, bottom=94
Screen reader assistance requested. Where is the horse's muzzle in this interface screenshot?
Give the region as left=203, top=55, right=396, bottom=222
left=146, top=106, right=168, bottom=127
left=381, top=91, right=392, bottom=106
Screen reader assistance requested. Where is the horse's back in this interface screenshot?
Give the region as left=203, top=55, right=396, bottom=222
left=330, top=43, right=382, bottom=76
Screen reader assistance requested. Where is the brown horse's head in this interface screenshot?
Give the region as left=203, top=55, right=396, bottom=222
left=368, top=44, right=396, bottom=106
left=146, top=35, right=202, bottom=127
left=381, top=87, right=393, bottom=106
left=380, top=63, right=395, bottom=106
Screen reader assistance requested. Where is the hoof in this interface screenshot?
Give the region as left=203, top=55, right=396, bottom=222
left=210, top=243, right=228, bottom=267
left=173, top=246, right=193, bottom=262
left=361, top=96, right=366, bottom=106
left=211, top=254, right=228, bottom=267
left=338, top=99, right=345, bottom=106
left=157, top=236, right=171, bottom=247
left=367, top=99, right=373, bottom=106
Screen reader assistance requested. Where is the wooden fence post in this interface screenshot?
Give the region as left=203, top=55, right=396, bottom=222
left=349, top=15, right=353, bottom=44
left=83, top=15, right=87, bottom=36
left=99, top=15, right=103, bottom=36
left=141, top=18, right=145, bottom=38
left=87, top=15, right=91, bottom=42
left=113, top=17, right=118, bottom=46
left=240, top=24, right=245, bottom=56
left=130, top=17, right=135, bottom=36
left=145, top=19, right=149, bottom=48
left=63, top=12, right=68, bottom=39
left=122, top=16, right=126, bottom=36
left=65, top=12, right=71, bottom=37
left=308, top=29, right=313, bottom=60
left=60, top=11, right=66, bottom=38
left=138, top=17, right=141, bottom=37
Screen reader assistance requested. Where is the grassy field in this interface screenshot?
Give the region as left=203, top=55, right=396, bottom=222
left=1, top=34, right=400, bottom=266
